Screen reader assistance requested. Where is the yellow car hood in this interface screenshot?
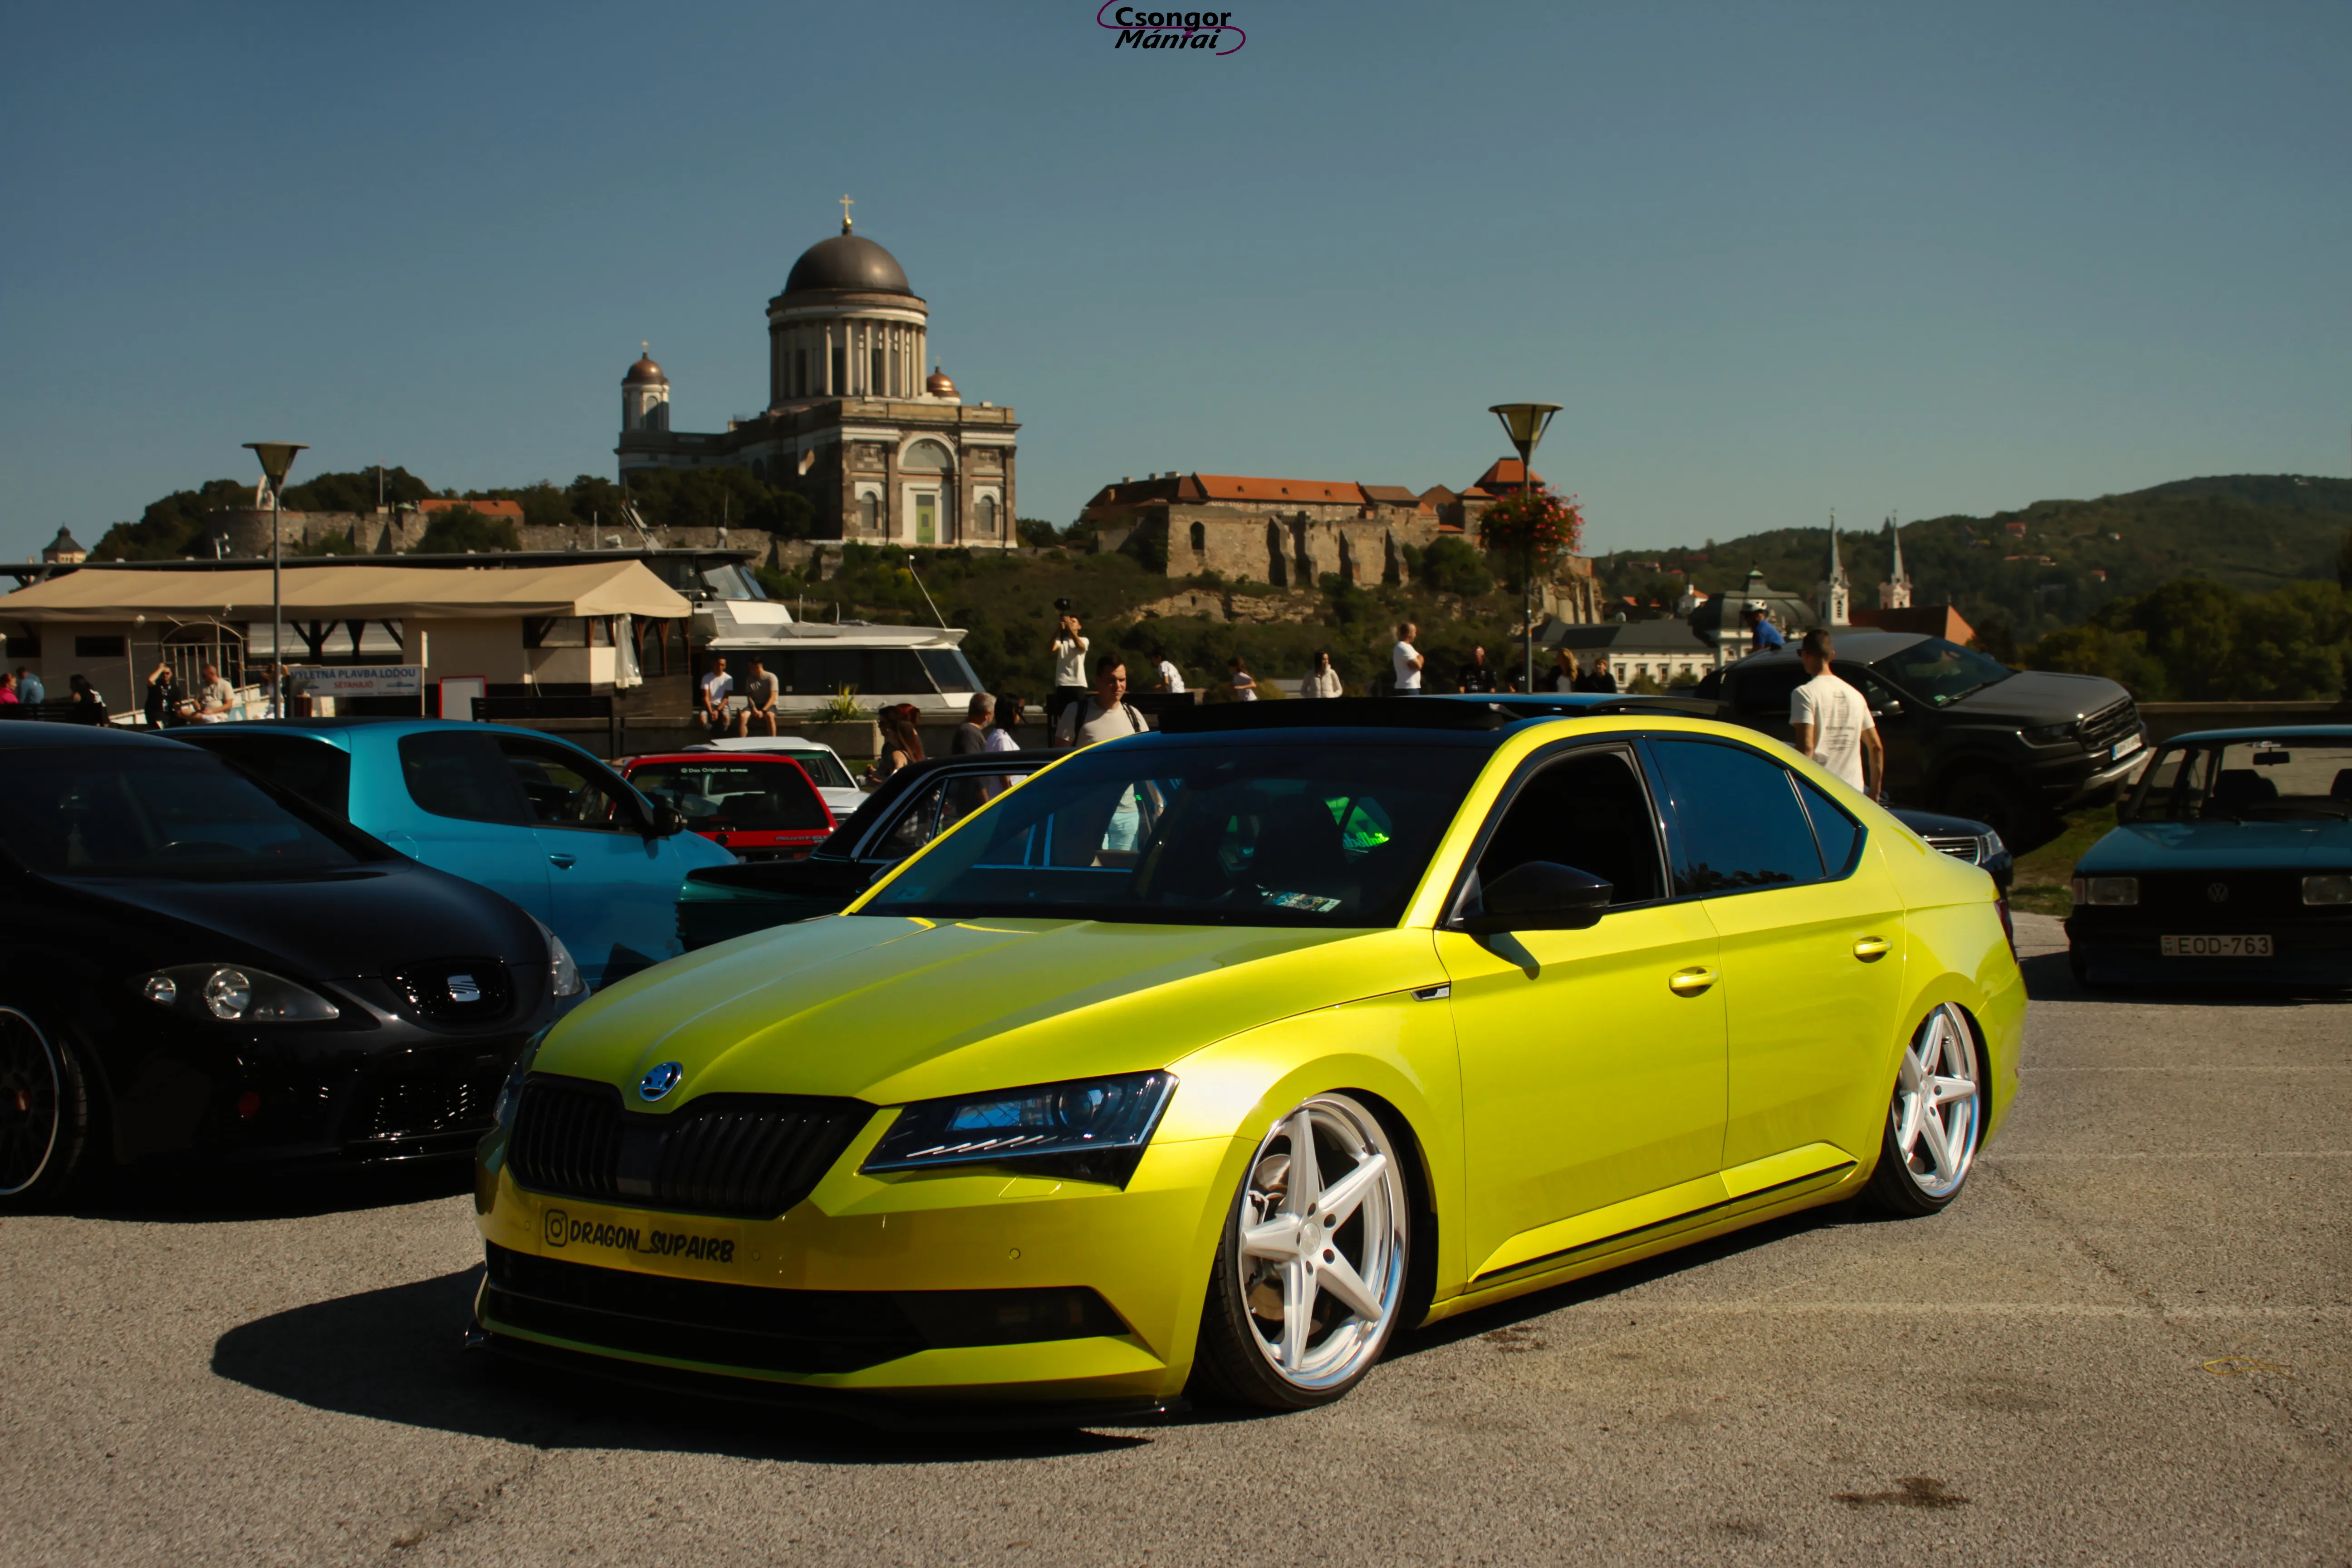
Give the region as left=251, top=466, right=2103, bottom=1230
left=532, top=914, right=1395, bottom=1108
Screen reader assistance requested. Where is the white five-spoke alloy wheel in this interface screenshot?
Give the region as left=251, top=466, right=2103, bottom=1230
left=1221, top=1092, right=1409, bottom=1399
left=1868, top=1001, right=1982, bottom=1214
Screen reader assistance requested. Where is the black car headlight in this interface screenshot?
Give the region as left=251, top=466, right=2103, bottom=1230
left=494, top=1028, right=550, bottom=1132
left=861, top=1072, right=1177, bottom=1187
left=2069, top=876, right=2139, bottom=907
left=2024, top=721, right=2078, bottom=745
left=2304, top=875, right=2352, bottom=906
left=138, top=964, right=340, bottom=1023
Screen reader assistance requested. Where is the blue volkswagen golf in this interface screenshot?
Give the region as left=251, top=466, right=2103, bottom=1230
left=2067, top=726, right=2352, bottom=989
left=172, top=720, right=733, bottom=989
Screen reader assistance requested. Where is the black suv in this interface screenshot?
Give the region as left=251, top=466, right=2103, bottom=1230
left=1695, top=631, right=2144, bottom=839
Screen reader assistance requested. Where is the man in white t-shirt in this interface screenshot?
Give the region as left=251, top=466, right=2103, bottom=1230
left=1391, top=622, right=1423, bottom=694
left=1053, top=658, right=1148, bottom=749
left=1788, top=629, right=1882, bottom=796
left=1152, top=650, right=1185, bottom=695
left=701, top=658, right=735, bottom=736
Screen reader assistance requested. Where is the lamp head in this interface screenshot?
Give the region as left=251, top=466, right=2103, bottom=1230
left=1488, top=403, right=1562, bottom=456
left=243, top=442, right=309, bottom=483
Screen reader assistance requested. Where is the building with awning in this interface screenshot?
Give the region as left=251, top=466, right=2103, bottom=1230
left=0, top=558, right=691, bottom=708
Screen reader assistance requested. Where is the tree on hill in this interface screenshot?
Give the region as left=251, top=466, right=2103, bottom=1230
left=90, top=480, right=255, bottom=559
left=412, top=506, right=519, bottom=554
left=279, top=466, right=434, bottom=514
left=2026, top=577, right=2349, bottom=701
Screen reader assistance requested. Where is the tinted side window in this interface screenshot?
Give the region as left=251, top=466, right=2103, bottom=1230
left=1729, top=662, right=1807, bottom=720
left=495, top=737, right=640, bottom=833
left=192, top=735, right=352, bottom=817
left=876, top=781, right=947, bottom=861
left=1477, top=748, right=1664, bottom=905
left=1647, top=739, right=1823, bottom=894
left=1793, top=774, right=1862, bottom=876
left=398, top=732, right=528, bottom=825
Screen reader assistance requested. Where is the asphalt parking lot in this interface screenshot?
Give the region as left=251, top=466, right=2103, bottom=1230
left=2, top=913, right=2343, bottom=1567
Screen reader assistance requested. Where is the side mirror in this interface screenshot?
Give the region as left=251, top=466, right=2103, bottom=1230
left=648, top=804, right=688, bottom=838
left=1458, top=861, right=1613, bottom=935
left=1873, top=699, right=1904, bottom=719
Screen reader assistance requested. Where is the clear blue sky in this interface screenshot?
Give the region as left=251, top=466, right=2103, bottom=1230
left=4, top=1, right=2347, bottom=565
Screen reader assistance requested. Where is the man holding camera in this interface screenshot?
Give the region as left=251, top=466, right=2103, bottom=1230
left=1049, top=602, right=1089, bottom=732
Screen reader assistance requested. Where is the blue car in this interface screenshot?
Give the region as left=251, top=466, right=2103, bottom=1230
left=2067, top=726, right=2352, bottom=989
left=171, top=720, right=734, bottom=989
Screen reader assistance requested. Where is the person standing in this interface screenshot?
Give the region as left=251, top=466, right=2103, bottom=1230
left=1391, top=623, right=1424, bottom=695
left=15, top=667, right=43, bottom=707
left=193, top=662, right=235, bottom=723
left=985, top=695, right=1025, bottom=752
left=1457, top=645, right=1497, bottom=694
left=1049, top=612, right=1090, bottom=730
left=1789, top=628, right=1882, bottom=797
left=1227, top=654, right=1257, bottom=701
left=1053, top=659, right=1147, bottom=749
left=1152, top=649, right=1185, bottom=695
left=143, top=661, right=183, bottom=729
left=952, top=692, right=994, bottom=754
left=701, top=657, right=736, bottom=738
left=864, top=705, right=925, bottom=787
left=1573, top=655, right=1619, bottom=694
left=740, top=658, right=779, bottom=736
left=1301, top=650, right=1343, bottom=699
left=1539, top=647, right=1579, bottom=693
left=0, top=673, right=17, bottom=706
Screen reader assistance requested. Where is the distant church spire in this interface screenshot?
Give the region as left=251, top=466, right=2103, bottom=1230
left=1879, top=512, right=1913, bottom=610
left=839, top=193, right=854, bottom=233
left=1817, top=510, right=1850, bottom=626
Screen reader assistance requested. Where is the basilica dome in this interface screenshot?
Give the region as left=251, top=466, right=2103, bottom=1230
left=622, top=353, right=667, bottom=386
left=784, top=229, right=915, bottom=296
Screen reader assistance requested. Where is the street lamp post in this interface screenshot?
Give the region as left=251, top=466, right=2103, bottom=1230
left=1488, top=402, right=1561, bottom=693
left=244, top=442, right=308, bottom=717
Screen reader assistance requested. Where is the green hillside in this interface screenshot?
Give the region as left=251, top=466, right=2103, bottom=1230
left=1591, top=474, right=2352, bottom=649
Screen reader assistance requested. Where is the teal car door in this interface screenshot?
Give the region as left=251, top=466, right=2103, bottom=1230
left=382, top=730, right=554, bottom=926
left=491, top=733, right=709, bottom=986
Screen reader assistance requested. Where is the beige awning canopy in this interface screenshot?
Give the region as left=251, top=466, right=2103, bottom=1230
left=0, top=560, right=692, bottom=624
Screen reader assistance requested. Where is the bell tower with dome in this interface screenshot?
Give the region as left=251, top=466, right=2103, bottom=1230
left=614, top=205, right=1018, bottom=550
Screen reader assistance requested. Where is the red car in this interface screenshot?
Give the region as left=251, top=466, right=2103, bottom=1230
left=618, top=753, right=835, bottom=862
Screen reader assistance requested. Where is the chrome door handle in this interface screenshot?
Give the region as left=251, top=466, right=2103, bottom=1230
left=1668, top=966, right=1718, bottom=996
left=1852, top=936, right=1891, bottom=962
left=549, top=854, right=577, bottom=869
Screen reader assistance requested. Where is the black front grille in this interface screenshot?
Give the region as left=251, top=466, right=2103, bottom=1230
left=2082, top=699, right=2139, bottom=754
left=390, top=959, right=515, bottom=1027
left=2136, top=871, right=2307, bottom=918
left=509, top=1075, right=872, bottom=1219
left=346, top=1060, right=505, bottom=1143
left=480, top=1245, right=1128, bottom=1374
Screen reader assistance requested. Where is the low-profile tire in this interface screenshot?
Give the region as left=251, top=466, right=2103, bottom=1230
left=1864, top=1003, right=1984, bottom=1217
left=0, top=1004, right=101, bottom=1209
left=1189, top=1091, right=1411, bottom=1411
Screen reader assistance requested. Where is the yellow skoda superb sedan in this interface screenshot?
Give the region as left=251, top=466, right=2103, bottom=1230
left=471, top=702, right=2021, bottom=1422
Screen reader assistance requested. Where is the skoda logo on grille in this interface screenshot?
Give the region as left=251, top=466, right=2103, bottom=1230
left=2207, top=882, right=2230, bottom=903
left=447, top=973, right=482, bottom=1003
left=638, top=1061, right=685, bottom=1102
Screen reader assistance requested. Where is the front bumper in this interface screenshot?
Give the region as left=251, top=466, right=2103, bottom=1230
left=472, top=1121, right=1235, bottom=1406
left=2044, top=735, right=2149, bottom=809
left=2065, top=917, right=2352, bottom=989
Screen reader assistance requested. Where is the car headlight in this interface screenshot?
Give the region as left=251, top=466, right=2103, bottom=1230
left=2069, top=876, right=2139, bottom=906
left=494, top=1028, right=550, bottom=1132
left=1977, top=829, right=2006, bottom=862
left=861, top=1071, right=1177, bottom=1187
left=137, top=964, right=340, bottom=1023
left=534, top=918, right=584, bottom=998
left=2304, top=874, right=2352, bottom=906
left=2024, top=721, right=2078, bottom=745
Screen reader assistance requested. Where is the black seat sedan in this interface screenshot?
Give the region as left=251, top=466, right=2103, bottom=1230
left=0, top=725, right=583, bottom=1204
left=676, top=749, right=1062, bottom=949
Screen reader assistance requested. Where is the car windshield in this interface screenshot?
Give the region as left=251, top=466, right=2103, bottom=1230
left=0, top=747, right=369, bottom=879
left=859, top=741, right=1489, bottom=927
left=1868, top=637, right=2014, bottom=707
left=770, top=747, right=854, bottom=790
left=2125, top=737, right=2352, bottom=823
left=628, top=759, right=831, bottom=832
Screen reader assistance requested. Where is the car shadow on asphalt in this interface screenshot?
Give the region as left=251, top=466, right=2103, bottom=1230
left=71, top=1160, right=477, bottom=1224
left=2018, top=948, right=2341, bottom=1008
left=211, top=1265, right=1150, bottom=1463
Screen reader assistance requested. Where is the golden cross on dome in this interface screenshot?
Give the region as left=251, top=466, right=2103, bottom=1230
left=839, top=193, right=854, bottom=232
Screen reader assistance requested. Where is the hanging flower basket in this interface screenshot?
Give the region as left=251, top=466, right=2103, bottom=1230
left=1476, top=487, right=1585, bottom=563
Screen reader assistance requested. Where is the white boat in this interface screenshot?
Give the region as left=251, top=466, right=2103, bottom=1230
left=691, top=560, right=985, bottom=720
